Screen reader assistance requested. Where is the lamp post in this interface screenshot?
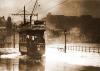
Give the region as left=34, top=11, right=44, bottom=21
left=13, top=24, right=16, bottom=48
left=64, top=29, right=67, bottom=53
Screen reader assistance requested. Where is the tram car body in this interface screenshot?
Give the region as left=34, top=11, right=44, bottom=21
left=19, top=20, right=46, bottom=59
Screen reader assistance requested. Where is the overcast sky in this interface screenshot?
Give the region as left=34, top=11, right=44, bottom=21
left=0, top=0, right=100, bottom=19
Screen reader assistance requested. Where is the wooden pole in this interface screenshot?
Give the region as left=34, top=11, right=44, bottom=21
left=24, top=6, right=26, bottom=24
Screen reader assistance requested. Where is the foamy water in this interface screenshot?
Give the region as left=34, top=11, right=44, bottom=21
left=0, top=44, right=100, bottom=67
left=45, top=44, right=100, bottom=67
left=0, top=48, right=21, bottom=59
left=0, top=44, right=100, bottom=71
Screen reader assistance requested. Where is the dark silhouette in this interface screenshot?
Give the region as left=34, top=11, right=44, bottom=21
left=46, top=14, right=100, bottom=43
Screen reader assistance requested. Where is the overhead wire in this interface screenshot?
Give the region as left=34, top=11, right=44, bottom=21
left=40, top=0, right=68, bottom=14
left=24, top=0, right=67, bottom=14
left=37, top=0, right=68, bottom=31
left=13, top=0, right=33, bottom=14
left=11, top=0, right=69, bottom=32
left=12, top=0, right=68, bottom=22
left=25, top=0, right=35, bottom=11
left=13, top=0, right=68, bottom=15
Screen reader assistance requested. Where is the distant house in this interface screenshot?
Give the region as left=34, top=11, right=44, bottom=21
left=0, top=16, right=6, bottom=48
left=0, top=16, right=19, bottom=48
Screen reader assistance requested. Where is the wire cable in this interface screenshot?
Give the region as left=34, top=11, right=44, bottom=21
left=40, top=0, right=67, bottom=14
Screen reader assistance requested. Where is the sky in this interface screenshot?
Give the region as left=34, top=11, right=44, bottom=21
left=0, top=0, right=100, bottom=19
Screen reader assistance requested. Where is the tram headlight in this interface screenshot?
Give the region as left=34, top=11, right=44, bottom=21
left=37, top=47, right=40, bottom=51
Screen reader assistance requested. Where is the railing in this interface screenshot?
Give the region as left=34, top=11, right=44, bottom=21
left=58, top=43, right=100, bottom=53
left=66, top=45, right=100, bottom=53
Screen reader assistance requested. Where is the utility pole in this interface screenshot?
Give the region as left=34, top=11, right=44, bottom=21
left=24, top=6, right=26, bottom=24
left=12, top=0, right=38, bottom=25
left=64, top=29, right=67, bottom=53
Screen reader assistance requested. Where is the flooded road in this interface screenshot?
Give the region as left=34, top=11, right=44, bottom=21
left=0, top=47, right=100, bottom=71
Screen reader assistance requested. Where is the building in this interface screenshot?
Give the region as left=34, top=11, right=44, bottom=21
left=46, top=14, right=100, bottom=43
left=0, top=16, right=19, bottom=48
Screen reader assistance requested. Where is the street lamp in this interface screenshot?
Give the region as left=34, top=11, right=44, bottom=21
left=64, top=29, right=67, bottom=53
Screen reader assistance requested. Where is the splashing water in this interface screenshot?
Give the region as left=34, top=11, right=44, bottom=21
left=45, top=43, right=100, bottom=67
